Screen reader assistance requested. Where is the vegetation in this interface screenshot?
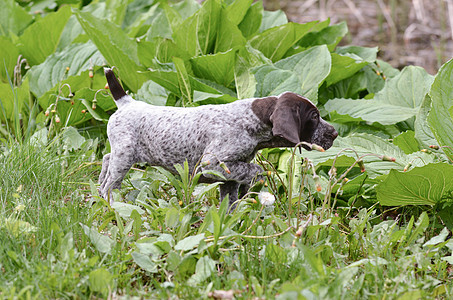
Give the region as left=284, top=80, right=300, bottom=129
left=1, top=0, right=453, bottom=298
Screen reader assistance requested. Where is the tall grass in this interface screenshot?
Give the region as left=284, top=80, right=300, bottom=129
left=0, top=138, right=96, bottom=298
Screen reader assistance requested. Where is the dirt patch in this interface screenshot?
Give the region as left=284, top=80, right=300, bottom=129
left=264, top=0, right=453, bottom=74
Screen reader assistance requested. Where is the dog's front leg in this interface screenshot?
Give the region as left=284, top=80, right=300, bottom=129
left=202, top=159, right=264, bottom=208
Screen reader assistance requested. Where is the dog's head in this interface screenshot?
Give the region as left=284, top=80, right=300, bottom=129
left=252, top=92, right=338, bottom=150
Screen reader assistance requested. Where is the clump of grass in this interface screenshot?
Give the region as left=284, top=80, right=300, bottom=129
left=0, top=137, right=98, bottom=297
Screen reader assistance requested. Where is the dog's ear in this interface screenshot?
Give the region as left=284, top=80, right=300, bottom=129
left=270, top=103, right=302, bottom=144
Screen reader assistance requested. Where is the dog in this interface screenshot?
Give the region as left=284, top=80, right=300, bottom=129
left=99, top=68, right=338, bottom=207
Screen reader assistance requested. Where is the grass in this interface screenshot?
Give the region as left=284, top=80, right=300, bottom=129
left=0, top=137, right=97, bottom=298
left=0, top=137, right=452, bottom=299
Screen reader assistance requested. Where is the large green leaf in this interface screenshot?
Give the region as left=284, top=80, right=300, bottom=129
left=225, top=0, right=254, bottom=25
left=0, top=36, right=19, bottom=83
left=392, top=131, right=420, bottom=154
left=259, top=9, right=287, bottom=32
left=0, top=0, right=33, bottom=36
left=138, top=38, right=191, bottom=66
left=173, top=0, right=222, bottom=56
left=428, top=58, right=453, bottom=159
left=250, top=21, right=320, bottom=62
left=377, top=163, right=453, bottom=206
left=300, top=133, right=434, bottom=178
left=325, top=53, right=368, bottom=86
left=214, top=11, right=246, bottom=53
left=18, top=6, right=72, bottom=66
left=28, top=42, right=104, bottom=98
left=325, top=66, right=434, bottom=125
left=57, top=3, right=110, bottom=51
left=0, top=78, right=29, bottom=122
left=415, top=95, right=437, bottom=148
left=237, top=1, right=263, bottom=38
left=234, top=45, right=270, bottom=99
left=136, top=80, right=170, bottom=106
left=336, top=46, right=378, bottom=63
left=298, top=21, right=347, bottom=51
left=190, top=49, right=236, bottom=87
left=76, top=10, right=149, bottom=92
left=253, top=45, right=331, bottom=101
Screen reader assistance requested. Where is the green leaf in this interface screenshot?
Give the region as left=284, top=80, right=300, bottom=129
left=106, top=0, right=131, bottom=25
left=259, top=9, right=287, bottom=32
left=428, top=58, right=453, bottom=159
left=136, top=79, right=170, bottom=106
left=173, top=57, right=192, bottom=104
left=147, top=70, right=181, bottom=96
left=27, top=42, right=105, bottom=98
left=0, top=78, right=29, bottom=122
left=172, top=0, right=201, bottom=19
left=325, top=53, right=368, bottom=86
left=415, top=95, right=437, bottom=148
left=238, top=1, right=263, bottom=38
left=190, top=49, right=236, bottom=87
left=138, top=38, right=191, bottom=66
left=76, top=10, right=149, bottom=92
left=89, top=268, right=114, bottom=296
left=62, top=127, right=86, bottom=151
left=377, top=163, right=453, bottom=206
left=76, top=87, right=116, bottom=111
left=145, top=7, right=173, bottom=40
left=393, top=131, right=419, bottom=154
left=301, top=133, right=434, bottom=178
left=0, top=0, right=33, bottom=36
left=174, top=233, right=206, bottom=251
left=214, top=11, right=246, bottom=53
left=0, top=36, right=19, bottom=83
left=423, top=227, right=449, bottom=247
left=406, top=212, right=429, bottom=245
left=131, top=252, right=158, bottom=273
left=226, top=0, right=254, bottom=25
left=81, top=224, right=114, bottom=254
left=250, top=21, right=320, bottom=62
left=111, top=202, right=145, bottom=218
left=254, top=45, right=331, bottom=101
left=173, top=0, right=222, bottom=56
left=325, top=66, right=435, bottom=125
left=187, top=256, right=216, bottom=285
left=234, top=45, right=270, bottom=99
left=336, top=46, right=378, bottom=63
left=136, top=242, right=164, bottom=257
left=298, top=21, right=348, bottom=51
left=18, top=6, right=72, bottom=66
left=165, top=207, right=180, bottom=229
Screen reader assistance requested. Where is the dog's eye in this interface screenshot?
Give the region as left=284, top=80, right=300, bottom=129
left=311, top=112, right=319, bottom=120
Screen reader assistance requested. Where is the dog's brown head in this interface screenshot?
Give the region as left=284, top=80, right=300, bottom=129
left=252, top=92, right=338, bottom=151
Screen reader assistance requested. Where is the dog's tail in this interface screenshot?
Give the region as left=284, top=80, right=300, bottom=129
left=104, top=68, right=132, bottom=107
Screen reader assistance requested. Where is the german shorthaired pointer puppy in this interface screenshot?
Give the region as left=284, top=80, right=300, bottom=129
left=99, top=68, right=338, bottom=207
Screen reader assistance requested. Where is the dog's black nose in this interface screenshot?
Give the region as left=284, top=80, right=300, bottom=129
left=332, top=130, right=338, bottom=139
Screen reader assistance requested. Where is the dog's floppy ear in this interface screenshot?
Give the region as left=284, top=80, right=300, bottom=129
left=270, top=103, right=302, bottom=144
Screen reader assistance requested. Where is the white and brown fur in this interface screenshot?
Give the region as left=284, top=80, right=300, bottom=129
left=99, top=68, right=338, bottom=207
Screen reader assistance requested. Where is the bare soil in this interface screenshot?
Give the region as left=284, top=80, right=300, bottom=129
left=264, top=0, right=453, bottom=74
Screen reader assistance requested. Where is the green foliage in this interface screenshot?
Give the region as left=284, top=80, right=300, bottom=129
left=428, top=58, right=453, bottom=159
left=377, top=163, right=453, bottom=206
